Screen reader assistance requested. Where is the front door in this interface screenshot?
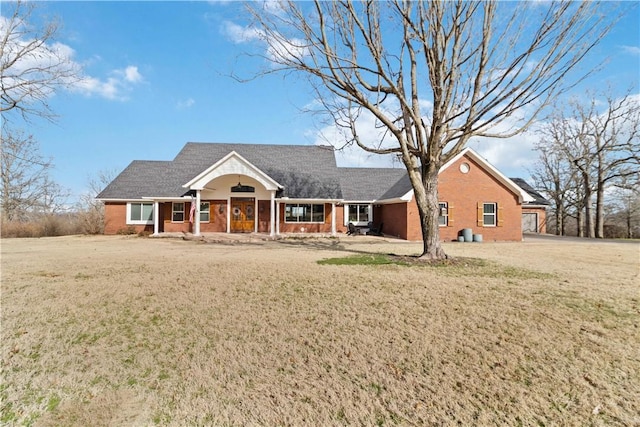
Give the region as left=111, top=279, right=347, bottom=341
left=230, top=198, right=255, bottom=233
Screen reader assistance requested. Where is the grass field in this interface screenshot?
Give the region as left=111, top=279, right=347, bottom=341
left=1, top=234, right=639, bottom=426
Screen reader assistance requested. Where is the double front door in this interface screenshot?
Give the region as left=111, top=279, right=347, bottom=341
left=230, top=198, right=255, bottom=233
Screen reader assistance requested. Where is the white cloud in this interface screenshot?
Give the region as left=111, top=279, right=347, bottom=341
left=73, top=65, right=144, bottom=101
left=122, top=65, right=143, bottom=83
left=1, top=13, right=143, bottom=102
left=621, top=45, right=640, bottom=56
left=222, top=21, right=263, bottom=44
left=221, top=18, right=309, bottom=64
left=176, top=98, right=195, bottom=109
left=308, top=97, right=542, bottom=177
left=310, top=108, right=403, bottom=168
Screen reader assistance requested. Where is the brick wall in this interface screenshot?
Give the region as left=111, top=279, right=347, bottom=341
left=377, top=203, right=409, bottom=240
left=435, top=155, right=523, bottom=241
left=377, top=154, right=525, bottom=242
left=277, top=203, right=336, bottom=234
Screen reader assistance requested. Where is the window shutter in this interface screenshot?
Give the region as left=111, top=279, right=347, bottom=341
left=448, top=204, right=454, bottom=226
left=477, top=202, right=483, bottom=227
left=497, top=203, right=504, bottom=227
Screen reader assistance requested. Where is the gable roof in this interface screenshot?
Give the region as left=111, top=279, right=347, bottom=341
left=439, top=148, right=535, bottom=203
left=97, top=143, right=344, bottom=200
left=97, top=142, right=538, bottom=205
left=183, top=151, right=282, bottom=191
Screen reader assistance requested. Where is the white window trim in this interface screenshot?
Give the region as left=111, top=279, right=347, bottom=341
left=344, top=203, right=372, bottom=226
left=126, top=202, right=154, bottom=225
left=284, top=203, right=325, bottom=224
left=172, top=202, right=185, bottom=223
left=200, top=201, right=211, bottom=223
left=438, top=202, right=448, bottom=227
left=483, top=202, right=497, bottom=227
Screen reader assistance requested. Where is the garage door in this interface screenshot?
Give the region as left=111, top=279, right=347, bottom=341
left=522, top=213, right=538, bottom=233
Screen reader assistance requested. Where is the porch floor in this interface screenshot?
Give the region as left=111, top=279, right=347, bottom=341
left=151, top=231, right=394, bottom=243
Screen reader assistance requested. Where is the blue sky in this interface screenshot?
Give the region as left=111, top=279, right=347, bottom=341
left=3, top=1, right=639, bottom=204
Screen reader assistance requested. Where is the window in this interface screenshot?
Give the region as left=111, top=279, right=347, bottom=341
left=172, top=202, right=185, bottom=222
left=127, top=202, right=153, bottom=224
left=347, top=204, right=370, bottom=225
left=483, top=203, right=497, bottom=226
left=284, top=203, right=325, bottom=223
left=438, top=202, right=448, bottom=226
left=200, top=202, right=210, bottom=223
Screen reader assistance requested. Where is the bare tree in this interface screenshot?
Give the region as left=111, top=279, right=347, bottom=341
left=243, top=0, right=615, bottom=258
left=608, top=183, right=640, bottom=238
left=76, top=169, right=117, bottom=234
left=552, top=93, right=640, bottom=238
left=1, top=0, right=80, bottom=122
left=531, top=128, right=578, bottom=236
left=582, top=93, right=640, bottom=238
left=0, top=127, right=67, bottom=221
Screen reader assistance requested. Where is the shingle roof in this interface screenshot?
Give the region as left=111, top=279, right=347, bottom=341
left=338, top=168, right=407, bottom=200
left=97, top=161, right=178, bottom=199
left=98, top=143, right=545, bottom=205
left=509, top=178, right=550, bottom=205
left=97, top=143, right=345, bottom=200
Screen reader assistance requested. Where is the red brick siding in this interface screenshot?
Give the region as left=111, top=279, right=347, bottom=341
left=200, top=200, right=227, bottom=232
left=278, top=203, right=335, bottom=234
left=104, top=202, right=127, bottom=234
left=103, top=202, right=153, bottom=235
left=257, top=200, right=271, bottom=233
left=377, top=203, right=409, bottom=240
left=435, top=155, right=522, bottom=241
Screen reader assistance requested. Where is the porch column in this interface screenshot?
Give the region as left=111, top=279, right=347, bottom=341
left=331, top=202, right=336, bottom=236
left=276, top=200, right=280, bottom=235
left=226, top=198, right=231, bottom=233
left=254, top=198, right=259, bottom=233
left=270, top=191, right=276, bottom=237
left=194, top=190, right=201, bottom=236
left=153, top=201, right=160, bottom=236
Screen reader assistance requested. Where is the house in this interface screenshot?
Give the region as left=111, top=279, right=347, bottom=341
left=509, top=178, right=550, bottom=233
left=96, top=142, right=547, bottom=241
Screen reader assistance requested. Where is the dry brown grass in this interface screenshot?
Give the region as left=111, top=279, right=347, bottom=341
left=1, top=235, right=638, bottom=426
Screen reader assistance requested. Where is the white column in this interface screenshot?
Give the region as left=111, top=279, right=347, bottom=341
left=153, top=201, right=160, bottom=235
left=194, top=191, right=201, bottom=236
left=226, top=198, right=231, bottom=233
left=270, top=191, right=276, bottom=237
left=331, top=202, right=336, bottom=236
left=276, top=200, right=280, bottom=235
left=254, top=198, right=259, bottom=233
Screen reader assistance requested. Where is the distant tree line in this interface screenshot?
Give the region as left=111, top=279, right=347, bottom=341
left=0, top=1, right=107, bottom=237
left=531, top=92, right=640, bottom=238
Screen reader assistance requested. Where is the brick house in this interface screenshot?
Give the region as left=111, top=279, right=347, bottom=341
left=97, top=142, right=547, bottom=241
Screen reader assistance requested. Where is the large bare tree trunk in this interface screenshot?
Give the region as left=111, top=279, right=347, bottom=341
left=415, top=161, right=446, bottom=259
